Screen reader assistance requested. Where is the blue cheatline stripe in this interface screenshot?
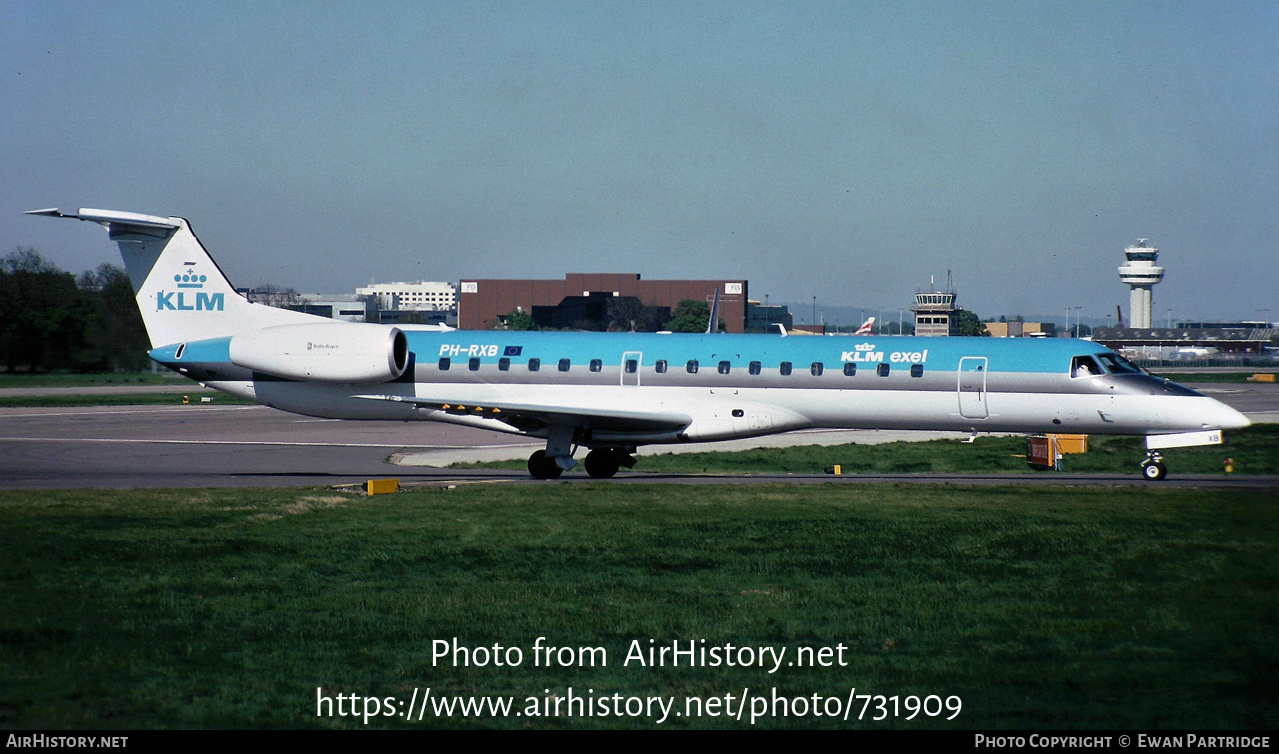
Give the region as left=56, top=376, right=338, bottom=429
left=150, top=331, right=1113, bottom=377
left=149, top=336, right=232, bottom=363
left=406, top=331, right=1108, bottom=375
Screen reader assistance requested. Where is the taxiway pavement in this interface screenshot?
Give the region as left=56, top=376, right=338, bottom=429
left=0, top=382, right=1274, bottom=489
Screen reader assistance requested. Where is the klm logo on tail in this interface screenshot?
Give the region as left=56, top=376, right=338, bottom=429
left=157, top=265, right=224, bottom=311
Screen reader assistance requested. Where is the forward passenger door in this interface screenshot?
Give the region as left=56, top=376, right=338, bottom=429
left=958, top=357, right=989, bottom=419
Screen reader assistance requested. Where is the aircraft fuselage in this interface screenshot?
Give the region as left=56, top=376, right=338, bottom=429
left=152, top=330, right=1245, bottom=446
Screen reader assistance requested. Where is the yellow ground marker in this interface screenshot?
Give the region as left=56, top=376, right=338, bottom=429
left=365, top=479, right=400, bottom=495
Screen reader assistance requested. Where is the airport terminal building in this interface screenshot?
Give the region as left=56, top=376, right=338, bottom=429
left=1092, top=322, right=1277, bottom=358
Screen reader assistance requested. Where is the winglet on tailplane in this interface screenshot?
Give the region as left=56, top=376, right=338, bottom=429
left=27, top=207, right=315, bottom=348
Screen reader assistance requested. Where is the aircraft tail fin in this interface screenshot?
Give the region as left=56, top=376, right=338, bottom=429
left=27, top=208, right=315, bottom=348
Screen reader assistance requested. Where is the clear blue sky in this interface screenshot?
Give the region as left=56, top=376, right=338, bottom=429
left=4, top=1, right=1276, bottom=324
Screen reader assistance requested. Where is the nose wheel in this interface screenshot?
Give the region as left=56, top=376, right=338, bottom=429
left=1141, top=451, right=1167, bottom=481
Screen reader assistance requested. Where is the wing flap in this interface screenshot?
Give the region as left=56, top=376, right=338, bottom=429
left=353, top=393, right=691, bottom=434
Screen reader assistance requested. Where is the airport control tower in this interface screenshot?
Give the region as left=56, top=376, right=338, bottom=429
left=1117, top=239, right=1164, bottom=329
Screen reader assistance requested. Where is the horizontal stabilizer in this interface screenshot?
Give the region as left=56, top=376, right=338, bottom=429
left=26, top=207, right=180, bottom=231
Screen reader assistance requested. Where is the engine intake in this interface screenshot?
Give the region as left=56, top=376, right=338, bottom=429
left=229, top=323, right=409, bottom=383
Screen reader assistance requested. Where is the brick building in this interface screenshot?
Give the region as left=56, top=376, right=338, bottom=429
left=458, top=273, right=749, bottom=332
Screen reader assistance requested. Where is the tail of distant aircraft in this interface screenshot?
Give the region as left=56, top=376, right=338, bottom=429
left=26, top=208, right=314, bottom=348
left=705, top=288, right=721, bottom=334
left=854, top=316, right=875, bottom=335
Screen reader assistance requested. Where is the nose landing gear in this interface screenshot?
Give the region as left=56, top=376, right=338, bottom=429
left=1141, top=451, right=1167, bottom=481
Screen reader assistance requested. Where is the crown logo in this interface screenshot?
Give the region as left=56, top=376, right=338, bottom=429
left=854, top=342, right=876, bottom=351
left=175, top=269, right=207, bottom=289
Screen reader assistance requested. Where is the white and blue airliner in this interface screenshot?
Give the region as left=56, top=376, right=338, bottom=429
left=29, top=208, right=1249, bottom=480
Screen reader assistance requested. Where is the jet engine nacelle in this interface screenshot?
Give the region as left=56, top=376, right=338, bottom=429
left=229, top=323, right=409, bottom=383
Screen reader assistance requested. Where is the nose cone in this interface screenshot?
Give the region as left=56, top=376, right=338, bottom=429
left=1206, top=398, right=1251, bottom=430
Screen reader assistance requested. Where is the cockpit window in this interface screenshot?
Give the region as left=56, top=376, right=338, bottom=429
left=1071, top=355, right=1103, bottom=377
left=1096, top=353, right=1142, bottom=374
left=1072, top=353, right=1142, bottom=377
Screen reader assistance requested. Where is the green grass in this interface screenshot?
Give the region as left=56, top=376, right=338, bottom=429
left=459, top=424, right=1279, bottom=476
left=2, top=484, right=1275, bottom=729
left=0, top=371, right=234, bottom=407
left=0, top=393, right=251, bottom=408
left=1150, top=372, right=1276, bottom=384
left=0, top=372, right=186, bottom=388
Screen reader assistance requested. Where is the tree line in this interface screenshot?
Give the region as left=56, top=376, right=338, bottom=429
left=0, top=247, right=150, bottom=372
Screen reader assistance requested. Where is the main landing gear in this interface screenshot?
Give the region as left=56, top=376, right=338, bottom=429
left=583, top=448, right=637, bottom=478
left=526, top=447, right=637, bottom=480
left=527, top=450, right=564, bottom=480
left=1140, top=451, right=1167, bottom=481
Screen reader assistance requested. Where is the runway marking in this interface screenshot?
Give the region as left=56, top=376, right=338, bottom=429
left=0, top=436, right=538, bottom=450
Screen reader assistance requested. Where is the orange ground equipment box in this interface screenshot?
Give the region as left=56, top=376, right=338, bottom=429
left=1026, top=434, right=1089, bottom=471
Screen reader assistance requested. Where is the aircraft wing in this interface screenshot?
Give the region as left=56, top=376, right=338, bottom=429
left=353, top=393, right=692, bottom=434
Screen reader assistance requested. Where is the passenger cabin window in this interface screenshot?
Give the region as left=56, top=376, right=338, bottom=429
left=558, top=358, right=571, bottom=372
left=1071, top=355, right=1103, bottom=378
left=468, top=357, right=480, bottom=371
left=779, top=362, right=792, bottom=376
left=810, top=362, right=824, bottom=376
left=686, top=360, right=699, bottom=374
left=749, top=361, right=762, bottom=375
left=655, top=360, right=668, bottom=374
left=910, top=364, right=924, bottom=378
left=590, top=359, right=602, bottom=372
left=843, top=363, right=857, bottom=376
left=498, top=357, right=510, bottom=371
left=438, top=357, right=451, bottom=370
left=625, top=359, right=638, bottom=374
left=718, top=361, right=731, bottom=375
left=877, top=363, right=890, bottom=377
left=528, top=358, right=540, bottom=372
